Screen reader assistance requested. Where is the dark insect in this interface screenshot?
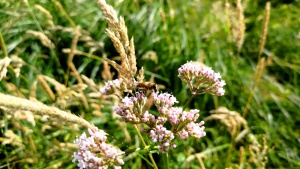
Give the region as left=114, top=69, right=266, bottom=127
left=136, top=82, right=158, bottom=92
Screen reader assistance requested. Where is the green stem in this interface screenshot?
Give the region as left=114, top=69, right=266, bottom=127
left=225, top=137, right=236, bottom=167
left=134, top=125, right=158, bottom=169
left=183, top=93, right=195, bottom=109
left=162, top=153, right=169, bottom=169
left=0, top=32, right=8, bottom=57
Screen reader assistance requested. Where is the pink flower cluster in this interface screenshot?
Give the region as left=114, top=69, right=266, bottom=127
left=100, top=78, right=124, bottom=95
left=149, top=125, right=176, bottom=152
left=114, top=92, right=147, bottom=123
left=178, top=61, right=226, bottom=96
left=151, top=93, right=206, bottom=152
left=72, top=127, right=124, bottom=169
left=153, top=92, right=177, bottom=115
left=114, top=92, right=206, bottom=153
left=96, top=61, right=226, bottom=154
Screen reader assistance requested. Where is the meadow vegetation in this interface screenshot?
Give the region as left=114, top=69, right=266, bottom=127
left=0, top=0, right=299, bottom=168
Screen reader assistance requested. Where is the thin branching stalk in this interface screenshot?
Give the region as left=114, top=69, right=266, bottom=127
left=134, top=125, right=158, bottom=169
left=0, top=93, right=94, bottom=129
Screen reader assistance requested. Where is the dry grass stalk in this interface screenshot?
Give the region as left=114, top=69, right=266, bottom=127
left=235, top=0, right=245, bottom=51
left=137, top=67, right=145, bottom=83
left=0, top=106, right=35, bottom=128
left=9, top=55, right=23, bottom=77
left=225, top=0, right=246, bottom=51
left=255, top=57, right=266, bottom=82
left=205, top=107, right=248, bottom=139
left=239, top=146, right=245, bottom=169
left=81, top=75, right=99, bottom=92
left=38, top=74, right=88, bottom=108
left=53, top=0, right=76, bottom=28
left=196, top=155, right=206, bottom=169
left=26, top=30, right=55, bottom=49
left=141, top=51, right=158, bottom=64
left=0, top=93, right=94, bottom=129
left=248, top=135, right=268, bottom=168
left=0, top=32, right=8, bottom=57
left=0, top=57, right=11, bottom=80
left=0, top=130, right=24, bottom=148
left=37, top=75, right=56, bottom=101
left=242, top=57, right=266, bottom=118
left=34, top=4, right=54, bottom=26
left=101, top=54, right=113, bottom=81
left=258, top=2, right=271, bottom=61
left=6, top=82, right=26, bottom=98
left=97, top=0, right=138, bottom=90
left=67, top=27, right=82, bottom=84
left=1, top=106, right=36, bottom=126
left=0, top=55, right=23, bottom=80
left=62, top=48, right=101, bottom=60
left=65, top=27, right=89, bottom=110
left=39, top=75, right=65, bottom=96
left=29, top=80, right=38, bottom=101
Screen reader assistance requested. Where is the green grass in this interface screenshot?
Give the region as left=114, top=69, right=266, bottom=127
left=0, top=0, right=299, bottom=168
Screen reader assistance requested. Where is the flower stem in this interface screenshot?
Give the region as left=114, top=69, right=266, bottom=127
left=183, top=93, right=196, bottom=109
left=134, top=124, right=158, bottom=169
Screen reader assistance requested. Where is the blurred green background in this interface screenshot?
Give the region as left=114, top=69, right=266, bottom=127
left=0, top=0, right=299, bottom=168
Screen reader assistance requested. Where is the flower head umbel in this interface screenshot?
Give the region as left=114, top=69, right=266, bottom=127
left=178, top=61, right=226, bottom=96
left=114, top=92, right=147, bottom=124
left=149, top=125, right=176, bottom=153
left=152, top=92, right=178, bottom=115
left=72, top=127, right=124, bottom=169
left=166, top=107, right=206, bottom=139
left=113, top=91, right=206, bottom=153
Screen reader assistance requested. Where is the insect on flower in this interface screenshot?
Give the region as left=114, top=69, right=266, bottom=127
left=136, top=82, right=158, bottom=92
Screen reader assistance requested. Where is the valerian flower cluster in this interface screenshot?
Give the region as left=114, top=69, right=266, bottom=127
left=114, top=91, right=206, bottom=152
left=178, top=61, right=226, bottom=96
left=100, top=61, right=225, bottom=153
left=72, top=127, right=124, bottom=169
left=73, top=61, right=226, bottom=168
